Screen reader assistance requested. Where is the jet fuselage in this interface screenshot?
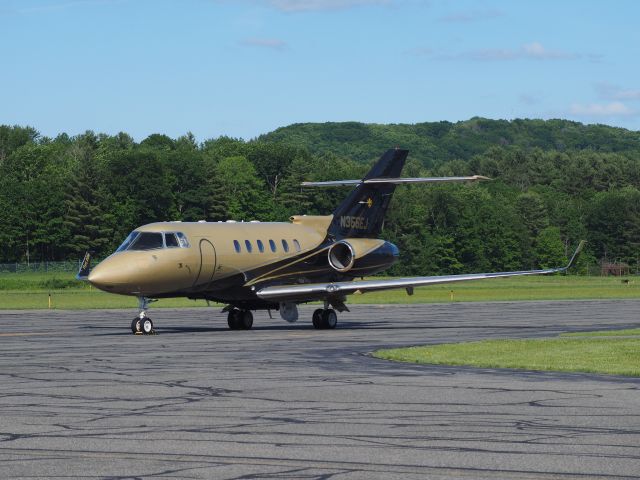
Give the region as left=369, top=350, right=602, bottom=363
left=88, top=216, right=399, bottom=309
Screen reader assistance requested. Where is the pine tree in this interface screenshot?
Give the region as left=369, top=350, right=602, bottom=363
left=63, top=155, right=114, bottom=257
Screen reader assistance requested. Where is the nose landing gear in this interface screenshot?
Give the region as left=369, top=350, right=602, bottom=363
left=132, top=297, right=157, bottom=334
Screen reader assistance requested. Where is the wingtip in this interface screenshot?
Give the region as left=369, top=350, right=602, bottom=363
left=566, top=240, right=587, bottom=270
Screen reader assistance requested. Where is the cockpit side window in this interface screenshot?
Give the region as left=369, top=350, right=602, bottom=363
left=165, top=233, right=179, bottom=248
left=116, top=231, right=140, bottom=252
left=128, top=232, right=164, bottom=251
left=175, top=232, right=190, bottom=248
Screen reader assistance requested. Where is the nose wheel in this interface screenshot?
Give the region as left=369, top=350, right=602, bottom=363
left=131, top=297, right=156, bottom=334
left=131, top=316, right=154, bottom=334
left=312, top=308, right=337, bottom=329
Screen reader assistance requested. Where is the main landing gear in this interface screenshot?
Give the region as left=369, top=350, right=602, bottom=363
left=312, top=308, right=338, bottom=329
left=227, top=309, right=254, bottom=330
left=131, top=297, right=156, bottom=335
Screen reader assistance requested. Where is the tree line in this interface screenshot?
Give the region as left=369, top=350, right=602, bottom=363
left=1, top=119, right=640, bottom=275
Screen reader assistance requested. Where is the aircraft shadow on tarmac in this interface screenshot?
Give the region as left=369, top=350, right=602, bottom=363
left=82, top=321, right=393, bottom=336
left=79, top=321, right=619, bottom=336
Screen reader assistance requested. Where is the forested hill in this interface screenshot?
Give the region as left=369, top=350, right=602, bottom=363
left=2, top=119, right=640, bottom=275
left=260, top=118, right=640, bottom=167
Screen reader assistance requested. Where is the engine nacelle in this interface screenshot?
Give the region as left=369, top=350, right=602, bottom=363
left=327, top=241, right=356, bottom=272
left=327, top=238, right=393, bottom=274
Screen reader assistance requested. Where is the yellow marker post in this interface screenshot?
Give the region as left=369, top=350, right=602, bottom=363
left=450, top=290, right=454, bottom=302
left=48, top=293, right=52, bottom=309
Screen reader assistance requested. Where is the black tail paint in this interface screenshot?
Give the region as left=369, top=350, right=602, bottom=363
left=329, top=148, right=409, bottom=239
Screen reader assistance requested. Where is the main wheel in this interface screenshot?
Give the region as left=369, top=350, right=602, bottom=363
left=239, top=310, right=253, bottom=330
left=322, top=309, right=338, bottom=329
left=131, top=317, right=141, bottom=334
left=227, top=310, right=240, bottom=330
left=141, top=317, right=154, bottom=334
left=312, top=309, right=324, bottom=329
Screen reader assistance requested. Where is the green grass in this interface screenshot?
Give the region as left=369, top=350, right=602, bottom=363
left=350, top=275, right=640, bottom=304
left=1, top=271, right=640, bottom=310
left=0, top=290, right=212, bottom=310
left=561, top=328, right=640, bottom=337
left=0, top=272, right=84, bottom=290
left=374, top=333, right=640, bottom=377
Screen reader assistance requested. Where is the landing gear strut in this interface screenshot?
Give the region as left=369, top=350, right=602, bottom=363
left=312, top=308, right=338, bottom=329
left=132, top=297, right=156, bottom=335
left=227, top=309, right=254, bottom=330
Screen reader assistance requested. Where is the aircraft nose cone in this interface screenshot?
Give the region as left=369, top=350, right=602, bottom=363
left=87, top=266, right=108, bottom=288
left=88, top=259, right=130, bottom=292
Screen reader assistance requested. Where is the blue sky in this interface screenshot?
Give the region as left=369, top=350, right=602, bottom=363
left=1, top=0, right=639, bottom=141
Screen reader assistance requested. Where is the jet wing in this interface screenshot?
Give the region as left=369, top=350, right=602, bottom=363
left=256, top=241, right=586, bottom=302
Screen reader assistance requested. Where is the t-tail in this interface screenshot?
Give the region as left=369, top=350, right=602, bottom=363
left=302, top=148, right=490, bottom=239
left=329, top=148, right=408, bottom=238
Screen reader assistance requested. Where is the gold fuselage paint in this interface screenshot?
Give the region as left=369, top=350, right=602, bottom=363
left=88, top=219, right=330, bottom=298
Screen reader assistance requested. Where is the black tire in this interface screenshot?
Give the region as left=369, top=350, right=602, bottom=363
left=227, top=310, right=240, bottom=330
left=141, top=317, right=154, bottom=334
left=131, top=317, right=141, bottom=334
left=312, top=309, right=324, bottom=329
left=240, top=310, right=253, bottom=330
left=322, top=309, right=337, bottom=329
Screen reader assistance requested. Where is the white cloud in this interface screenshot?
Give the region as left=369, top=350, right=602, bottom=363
left=439, top=9, right=503, bottom=23
left=240, top=37, right=287, bottom=50
left=264, top=0, right=393, bottom=12
left=596, top=82, right=640, bottom=101
left=522, top=42, right=576, bottom=60
left=406, top=47, right=434, bottom=56
left=4, top=0, right=120, bottom=15
left=216, top=0, right=422, bottom=13
left=430, top=42, right=581, bottom=62
left=519, top=93, right=542, bottom=106
left=569, top=101, right=636, bottom=118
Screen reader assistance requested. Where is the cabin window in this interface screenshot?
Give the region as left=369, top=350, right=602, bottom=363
left=269, top=239, right=276, bottom=252
left=129, top=232, right=164, bottom=251
left=281, top=239, right=289, bottom=253
left=164, top=233, right=179, bottom=248
left=116, top=231, right=140, bottom=252
left=245, top=240, right=253, bottom=253
left=233, top=240, right=241, bottom=253
left=176, top=232, right=190, bottom=248
left=257, top=239, right=264, bottom=253
left=293, top=239, right=301, bottom=252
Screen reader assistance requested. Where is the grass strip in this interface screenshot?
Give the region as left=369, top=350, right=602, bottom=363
left=560, top=328, right=640, bottom=337
left=1, top=273, right=640, bottom=309
left=373, top=336, right=640, bottom=377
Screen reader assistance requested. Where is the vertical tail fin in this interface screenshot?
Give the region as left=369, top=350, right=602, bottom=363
left=329, top=148, right=409, bottom=239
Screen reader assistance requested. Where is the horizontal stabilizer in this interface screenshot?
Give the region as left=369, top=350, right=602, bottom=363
left=301, top=175, right=490, bottom=187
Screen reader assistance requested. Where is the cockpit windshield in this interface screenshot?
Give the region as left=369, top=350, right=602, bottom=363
left=129, top=232, right=164, bottom=251
left=116, top=231, right=140, bottom=252
left=115, top=231, right=190, bottom=252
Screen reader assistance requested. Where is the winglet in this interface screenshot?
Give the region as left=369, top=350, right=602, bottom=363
left=76, top=251, right=92, bottom=281
left=565, top=240, right=586, bottom=271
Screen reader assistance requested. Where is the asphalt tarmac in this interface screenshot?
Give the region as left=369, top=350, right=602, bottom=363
left=1, top=300, right=640, bottom=479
